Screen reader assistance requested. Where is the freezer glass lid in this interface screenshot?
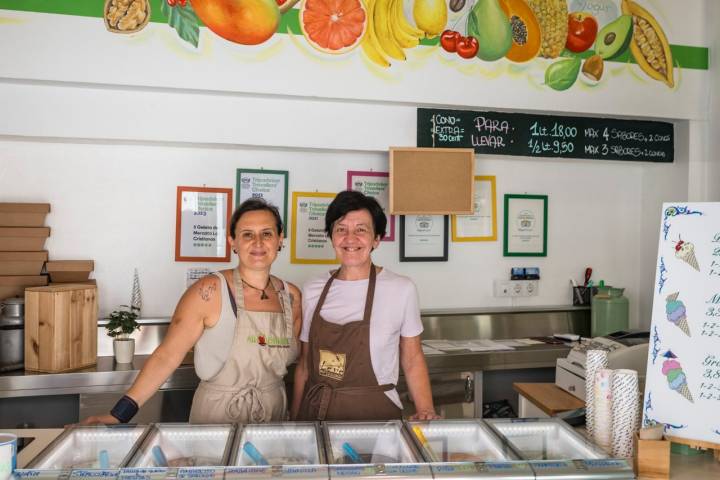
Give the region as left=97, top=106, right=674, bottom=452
left=407, top=420, right=516, bottom=462
left=486, top=419, right=606, bottom=460
left=234, top=423, right=322, bottom=466
left=129, top=424, right=233, bottom=467
left=28, top=425, right=146, bottom=469
left=325, top=421, right=419, bottom=464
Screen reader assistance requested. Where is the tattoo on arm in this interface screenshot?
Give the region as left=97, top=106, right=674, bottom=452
left=198, top=280, right=217, bottom=302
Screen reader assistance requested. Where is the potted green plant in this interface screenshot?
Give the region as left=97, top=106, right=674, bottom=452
left=106, top=305, right=140, bottom=363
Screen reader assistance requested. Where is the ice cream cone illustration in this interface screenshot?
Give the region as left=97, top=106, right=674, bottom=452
left=662, top=351, right=694, bottom=403
left=674, top=237, right=700, bottom=271
left=665, top=292, right=691, bottom=336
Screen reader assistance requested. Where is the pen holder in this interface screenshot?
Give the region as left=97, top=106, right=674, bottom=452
left=572, top=286, right=597, bottom=306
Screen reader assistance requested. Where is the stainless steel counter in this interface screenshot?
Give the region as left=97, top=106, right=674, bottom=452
left=0, top=356, right=199, bottom=399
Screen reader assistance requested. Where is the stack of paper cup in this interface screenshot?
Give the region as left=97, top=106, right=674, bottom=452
left=611, top=369, right=640, bottom=458
left=593, top=368, right=613, bottom=452
left=585, top=350, right=609, bottom=438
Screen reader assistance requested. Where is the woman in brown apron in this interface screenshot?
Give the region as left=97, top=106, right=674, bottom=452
left=292, top=191, right=438, bottom=421
left=81, top=198, right=300, bottom=425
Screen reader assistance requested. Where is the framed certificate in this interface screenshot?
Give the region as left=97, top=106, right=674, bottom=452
left=175, top=186, right=232, bottom=262
left=236, top=169, right=289, bottom=235
left=399, top=215, right=449, bottom=262
left=452, top=175, right=497, bottom=242
left=347, top=170, right=395, bottom=241
left=291, top=191, right=339, bottom=264
left=503, top=194, right=548, bottom=257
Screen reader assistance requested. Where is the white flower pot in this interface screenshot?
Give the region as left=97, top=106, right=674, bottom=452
left=113, top=338, right=135, bottom=364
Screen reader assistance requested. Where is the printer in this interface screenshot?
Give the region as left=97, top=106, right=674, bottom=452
left=556, top=330, right=649, bottom=400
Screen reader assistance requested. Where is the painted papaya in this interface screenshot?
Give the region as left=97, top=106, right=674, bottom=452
left=499, top=0, right=541, bottom=62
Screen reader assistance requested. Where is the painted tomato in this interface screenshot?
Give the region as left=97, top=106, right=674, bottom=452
left=456, top=36, right=479, bottom=59
left=566, top=12, right=598, bottom=53
left=440, top=30, right=461, bottom=53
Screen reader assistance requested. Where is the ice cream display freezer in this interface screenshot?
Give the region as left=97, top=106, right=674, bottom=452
left=322, top=420, right=432, bottom=480
left=25, top=425, right=148, bottom=470
left=226, top=422, right=328, bottom=480
left=13, top=419, right=634, bottom=480
left=485, top=419, right=633, bottom=479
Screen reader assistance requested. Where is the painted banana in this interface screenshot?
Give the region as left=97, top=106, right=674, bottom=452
left=393, top=0, right=425, bottom=39
left=374, top=0, right=407, bottom=60
left=389, top=0, right=420, bottom=49
left=621, top=0, right=674, bottom=88
left=362, top=0, right=392, bottom=67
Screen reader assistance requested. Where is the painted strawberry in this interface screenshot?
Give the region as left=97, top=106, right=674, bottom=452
left=258, top=335, right=266, bottom=346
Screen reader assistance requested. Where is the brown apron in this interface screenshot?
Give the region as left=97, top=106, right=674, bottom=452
left=297, top=265, right=402, bottom=421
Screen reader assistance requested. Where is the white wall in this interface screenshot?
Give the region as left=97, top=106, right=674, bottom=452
left=0, top=129, right=687, bottom=327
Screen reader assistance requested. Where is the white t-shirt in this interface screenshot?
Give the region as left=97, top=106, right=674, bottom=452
left=300, top=268, right=423, bottom=408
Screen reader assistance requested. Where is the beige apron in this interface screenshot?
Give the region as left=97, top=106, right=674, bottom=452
left=189, top=269, right=298, bottom=423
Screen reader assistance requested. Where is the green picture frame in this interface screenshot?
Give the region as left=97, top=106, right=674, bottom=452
left=503, top=194, right=548, bottom=257
left=236, top=169, right=289, bottom=236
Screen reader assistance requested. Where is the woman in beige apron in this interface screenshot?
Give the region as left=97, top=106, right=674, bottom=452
left=81, top=199, right=300, bottom=425
left=293, top=191, right=438, bottom=422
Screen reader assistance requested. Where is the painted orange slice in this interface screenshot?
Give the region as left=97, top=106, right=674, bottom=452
left=299, top=0, right=367, bottom=54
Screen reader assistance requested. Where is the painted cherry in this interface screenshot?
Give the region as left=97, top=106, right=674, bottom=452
left=456, top=36, right=479, bottom=59
left=440, top=30, right=461, bottom=53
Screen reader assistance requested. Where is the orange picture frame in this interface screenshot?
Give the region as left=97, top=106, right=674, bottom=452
left=175, top=186, right=233, bottom=262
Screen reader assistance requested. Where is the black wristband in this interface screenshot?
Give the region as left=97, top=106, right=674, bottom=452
left=110, top=395, right=139, bottom=423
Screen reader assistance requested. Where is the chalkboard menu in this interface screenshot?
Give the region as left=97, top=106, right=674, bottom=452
left=417, top=108, right=674, bottom=163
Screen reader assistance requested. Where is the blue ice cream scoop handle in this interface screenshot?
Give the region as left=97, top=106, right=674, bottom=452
left=342, top=443, right=363, bottom=464
left=98, top=449, right=110, bottom=469
left=243, top=441, right=269, bottom=466
left=152, top=445, right=168, bottom=467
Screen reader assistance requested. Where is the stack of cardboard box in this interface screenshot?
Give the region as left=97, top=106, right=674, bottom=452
left=0, top=203, right=51, bottom=300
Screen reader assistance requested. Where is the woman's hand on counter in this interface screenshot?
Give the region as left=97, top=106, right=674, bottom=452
left=408, top=409, right=442, bottom=421
left=78, top=414, right=120, bottom=426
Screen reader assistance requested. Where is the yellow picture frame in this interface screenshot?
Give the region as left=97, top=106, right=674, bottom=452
left=290, top=191, right=339, bottom=265
left=451, top=176, right=497, bottom=242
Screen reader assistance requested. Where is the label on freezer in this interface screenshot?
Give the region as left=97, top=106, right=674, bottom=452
left=330, top=464, right=430, bottom=478
left=529, top=460, right=574, bottom=471
left=177, top=467, right=223, bottom=480
left=70, top=471, right=119, bottom=479
left=481, top=462, right=533, bottom=473
left=119, top=467, right=168, bottom=480
left=226, top=466, right=327, bottom=479
left=580, top=459, right=632, bottom=470
left=13, top=469, right=69, bottom=479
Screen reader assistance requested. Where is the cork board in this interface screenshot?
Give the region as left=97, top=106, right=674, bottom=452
left=389, top=147, right=475, bottom=214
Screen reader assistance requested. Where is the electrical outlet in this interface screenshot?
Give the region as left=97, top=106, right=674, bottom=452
left=495, top=280, right=539, bottom=297
left=494, top=280, right=512, bottom=297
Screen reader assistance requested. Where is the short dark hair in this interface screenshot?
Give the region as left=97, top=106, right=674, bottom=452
left=325, top=190, right=387, bottom=239
left=229, top=198, right=283, bottom=238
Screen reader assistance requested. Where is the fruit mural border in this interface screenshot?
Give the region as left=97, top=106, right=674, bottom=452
left=0, top=0, right=709, bottom=91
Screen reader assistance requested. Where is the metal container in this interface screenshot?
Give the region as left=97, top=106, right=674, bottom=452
left=226, top=422, right=329, bottom=480
left=125, top=423, right=235, bottom=467
left=0, top=297, right=24, bottom=372
left=484, top=418, right=607, bottom=461
left=26, top=425, right=148, bottom=469
left=231, top=422, right=326, bottom=466
left=591, top=287, right=629, bottom=337
left=406, top=420, right=532, bottom=480
left=405, top=419, right=518, bottom=463
left=322, top=421, right=431, bottom=480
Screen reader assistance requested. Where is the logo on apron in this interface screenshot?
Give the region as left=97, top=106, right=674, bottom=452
left=318, top=349, right=346, bottom=380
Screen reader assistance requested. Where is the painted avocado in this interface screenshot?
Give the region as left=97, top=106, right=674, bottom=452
left=595, top=14, right=633, bottom=60
left=467, top=0, right=512, bottom=61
